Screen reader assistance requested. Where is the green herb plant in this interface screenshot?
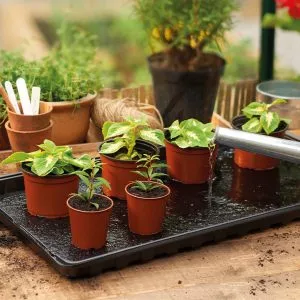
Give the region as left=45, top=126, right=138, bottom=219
left=1, top=139, right=92, bottom=176
left=71, top=159, right=111, bottom=209
left=131, top=154, right=167, bottom=193
left=167, top=118, right=214, bottom=148
left=100, top=117, right=164, bottom=160
left=241, top=99, right=291, bottom=135
left=134, top=0, right=237, bottom=70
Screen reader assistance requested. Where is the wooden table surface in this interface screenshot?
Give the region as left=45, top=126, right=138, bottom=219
left=0, top=142, right=300, bottom=300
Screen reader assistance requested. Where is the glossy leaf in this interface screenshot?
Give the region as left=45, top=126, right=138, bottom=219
left=139, top=128, right=165, bottom=146
left=105, top=122, right=132, bottom=139
left=242, top=117, right=262, bottom=133
left=242, top=102, right=267, bottom=117
left=100, top=140, right=126, bottom=154
left=261, top=111, right=280, bottom=135
left=167, top=120, right=181, bottom=139
left=32, top=154, right=59, bottom=176
left=1, top=152, right=31, bottom=165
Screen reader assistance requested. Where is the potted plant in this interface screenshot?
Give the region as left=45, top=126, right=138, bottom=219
left=134, top=0, right=237, bottom=126
left=99, top=117, right=164, bottom=200
left=165, top=118, right=216, bottom=184
left=67, top=158, right=113, bottom=250
left=1, top=139, right=91, bottom=218
left=232, top=99, right=290, bottom=170
left=125, top=154, right=170, bottom=235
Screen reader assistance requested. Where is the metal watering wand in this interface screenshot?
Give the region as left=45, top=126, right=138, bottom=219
left=214, top=127, right=300, bottom=164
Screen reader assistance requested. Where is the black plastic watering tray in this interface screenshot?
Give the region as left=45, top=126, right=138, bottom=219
left=0, top=147, right=300, bottom=278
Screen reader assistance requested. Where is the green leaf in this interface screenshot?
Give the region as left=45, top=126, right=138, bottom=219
left=1, top=152, right=31, bottom=165
left=242, top=117, right=262, bottom=133
left=139, top=128, right=165, bottom=146
left=76, top=173, right=91, bottom=187
left=261, top=111, right=280, bottom=135
left=268, top=98, right=287, bottom=108
left=102, top=121, right=113, bottom=139
left=173, top=137, right=192, bottom=148
left=37, top=139, right=57, bottom=153
left=242, top=102, right=267, bottom=117
left=52, top=167, right=64, bottom=175
left=105, top=122, right=132, bottom=139
left=281, top=118, right=291, bottom=125
left=90, top=202, right=100, bottom=210
left=133, top=181, right=148, bottom=191
left=32, top=153, right=59, bottom=176
left=95, top=177, right=111, bottom=189
left=167, top=120, right=181, bottom=139
left=132, top=170, right=148, bottom=179
left=151, top=162, right=167, bottom=169
left=100, top=140, right=126, bottom=154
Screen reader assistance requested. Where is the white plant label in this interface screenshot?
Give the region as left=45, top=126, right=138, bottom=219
left=16, top=78, right=33, bottom=115
left=4, top=81, right=21, bottom=114
left=31, top=87, right=41, bottom=115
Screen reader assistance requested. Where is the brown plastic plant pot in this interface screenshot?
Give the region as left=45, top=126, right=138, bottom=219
left=7, top=101, right=52, bottom=131
left=232, top=115, right=288, bottom=170
left=99, top=140, right=159, bottom=200
left=5, top=120, right=53, bottom=152
left=125, top=181, right=170, bottom=235
left=49, top=94, right=95, bottom=145
left=165, top=139, right=217, bottom=184
left=67, top=194, right=113, bottom=250
left=22, top=168, right=79, bottom=218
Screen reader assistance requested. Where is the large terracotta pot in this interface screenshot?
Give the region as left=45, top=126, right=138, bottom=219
left=5, top=120, right=53, bottom=152
left=7, top=101, right=52, bottom=131
left=232, top=115, right=288, bottom=170
left=0, top=119, right=10, bottom=150
left=165, top=139, right=217, bottom=184
left=67, top=194, right=113, bottom=250
left=125, top=181, right=170, bottom=235
left=49, top=94, right=95, bottom=145
left=99, top=140, right=159, bottom=200
left=22, top=168, right=79, bottom=218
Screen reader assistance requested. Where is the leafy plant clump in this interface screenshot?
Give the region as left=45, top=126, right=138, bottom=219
left=131, top=154, right=167, bottom=192
left=241, top=99, right=291, bottom=135
left=1, top=140, right=92, bottom=176
left=134, top=0, right=237, bottom=70
left=71, top=158, right=110, bottom=209
left=167, top=118, right=214, bottom=148
left=100, top=117, right=164, bottom=160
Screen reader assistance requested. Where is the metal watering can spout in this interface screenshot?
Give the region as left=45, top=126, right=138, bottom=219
left=214, top=127, right=300, bottom=164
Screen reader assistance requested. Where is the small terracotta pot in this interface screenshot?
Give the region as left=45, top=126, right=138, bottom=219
left=99, top=140, right=159, bottom=200
left=7, top=101, right=52, bottom=131
left=22, top=169, right=79, bottom=218
left=49, top=94, right=95, bottom=145
left=5, top=120, right=53, bottom=152
left=125, top=181, right=170, bottom=235
left=232, top=115, right=288, bottom=170
left=229, top=165, right=280, bottom=206
left=165, top=139, right=217, bottom=184
left=0, top=119, right=10, bottom=150
left=67, top=194, right=113, bottom=250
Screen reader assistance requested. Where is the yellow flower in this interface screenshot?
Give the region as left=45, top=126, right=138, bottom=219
left=164, top=28, right=173, bottom=41
left=190, top=36, right=198, bottom=48
left=151, top=27, right=161, bottom=39
left=198, top=31, right=207, bottom=43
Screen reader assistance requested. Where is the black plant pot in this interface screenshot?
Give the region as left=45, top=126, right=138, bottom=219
left=148, top=53, right=226, bottom=127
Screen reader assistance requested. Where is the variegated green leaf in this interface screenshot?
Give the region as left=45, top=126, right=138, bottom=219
left=267, top=98, right=287, bottom=108
left=174, top=137, right=192, bottom=148
left=139, top=128, right=165, bottom=146
left=1, top=152, right=31, bottom=165
left=242, top=117, right=262, bottom=133
left=281, top=118, right=291, bottom=125
left=242, top=102, right=267, bottom=117
left=105, top=122, right=132, bottom=139
left=102, top=121, right=113, bottom=139
left=167, top=120, right=181, bottom=139
left=261, top=111, right=280, bottom=135
left=32, top=153, right=59, bottom=176
left=100, top=140, right=126, bottom=154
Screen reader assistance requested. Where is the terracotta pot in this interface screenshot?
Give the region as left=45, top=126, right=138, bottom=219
left=232, top=115, right=288, bottom=170
left=99, top=140, right=159, bottom=200
left=165, top=139, right=217, bottom=184
left=125, top=181, right=170, bottom=235
left=22, top=168, right=79, bottom=218
left=229, top=165, right=280, bottom=206
left=67, top=194, right=113, bottom=250
left=0, top=119, right=10, bottom=150
left=7, top=101, right=52, bottom=131
left=5, top=120, right=53, bottom=152
left=49, top=94, right=95, bottom=145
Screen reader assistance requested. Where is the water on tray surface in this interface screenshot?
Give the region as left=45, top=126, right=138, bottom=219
left=0, top=148, right=299, bottom=262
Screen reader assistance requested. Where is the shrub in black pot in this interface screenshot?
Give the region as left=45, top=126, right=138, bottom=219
left=134, top=0, right=237, bottom=126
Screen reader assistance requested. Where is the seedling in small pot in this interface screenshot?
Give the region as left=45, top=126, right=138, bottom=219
left=100, top=117, right=164, bottom=160
left=70, top=159, right=111, bottom=210
left=125, top=154, right=170, bottom=236
left=165, top=118, right=216, bottom=184
left=67, top=158, right=114, bottom=250
left=131, top=154, right=168, bottom=194
left=241, top=99, right=291, bottom=135
left=0, top=139, right=91, bottom=218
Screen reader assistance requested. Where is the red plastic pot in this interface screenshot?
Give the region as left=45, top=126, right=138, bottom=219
left=67, top=194, right=113, bottom=250
left=22, top=169, right=79, bottom=218
left=125, top=181, right=170, bottom=235
left=232, top=116, right=288, bottom=170
left=165, top=139, right=217, bottom=184
left=99, top=140, right=158, bottom=200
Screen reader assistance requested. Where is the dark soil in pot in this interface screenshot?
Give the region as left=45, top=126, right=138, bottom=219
left=99, top=139, right=159, bottom=200
left=68, top=195, right=112, bottom=211
left=127, top=185, right=168, bottom=198
left=231, top=115, right=288, bottom=170
left=148, top=52, right=225, bottom=127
